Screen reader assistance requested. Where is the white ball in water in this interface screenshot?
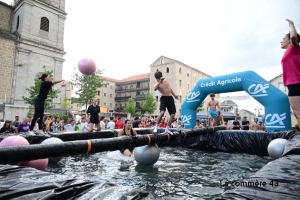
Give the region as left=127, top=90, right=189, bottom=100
left=267, top=138, right=288, bottom=159
left=134, top=144, right=160, bottom=166
left=41, top=137, right=64, bottom=163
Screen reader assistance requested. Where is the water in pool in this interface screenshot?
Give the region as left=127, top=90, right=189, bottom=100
left=46, top=146, right=271, bottom=199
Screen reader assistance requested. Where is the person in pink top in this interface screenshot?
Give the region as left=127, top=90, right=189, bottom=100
left=281, top=19, right=300, bottom=129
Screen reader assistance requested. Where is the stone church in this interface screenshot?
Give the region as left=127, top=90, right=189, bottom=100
left=0, top=0, right=67, bottom=119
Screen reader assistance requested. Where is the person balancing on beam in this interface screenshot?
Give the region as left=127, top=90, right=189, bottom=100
left=206, top=93, right=221, bottom=127
left=29, top=74, right=64, bottom=135
left=153, top=70, right=179, bottom=135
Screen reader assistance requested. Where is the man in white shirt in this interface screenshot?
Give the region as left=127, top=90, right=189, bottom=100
left=64, top=120, right=76, bottom=132
left=80, top=117, right=89, bottom=132
left=107, top=116, right=115, bottom=129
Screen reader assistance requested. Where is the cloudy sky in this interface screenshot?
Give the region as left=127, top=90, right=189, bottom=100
left=3, top=0, right=300, bottom=115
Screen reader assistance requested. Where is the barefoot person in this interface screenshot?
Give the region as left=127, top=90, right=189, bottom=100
left=86, top=98, right=101, bottom=132
left=118, top=119, right=137, bottom=157
left=153, top=71, right=179, bottom=135
left=282, top=19, right=300, bottom=147
left=29, top=74, right=64, bottom=134
left=206, top=93, right=221, bottom=126
left=214, top=111, right=225, bottom=126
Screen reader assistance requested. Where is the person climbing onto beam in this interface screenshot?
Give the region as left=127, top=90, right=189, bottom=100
left=206, top=93, right=221, bottom=127
left=153, top=70, right=179, bottom=135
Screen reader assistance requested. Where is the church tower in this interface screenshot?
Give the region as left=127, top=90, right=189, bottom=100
left=11, top=0, right=66, bottom=107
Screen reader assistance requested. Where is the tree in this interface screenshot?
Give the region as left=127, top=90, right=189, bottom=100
left=142, top=93, right=157, bottom=114
left=61, top=97, right=70, bottom=109
left=70, top=68, right=106, bottom=110
left=22, top=66, right=61, bottom=110
left=124, top=98, right=136, bottom=116
left=197, top=101, right=205, bottom=112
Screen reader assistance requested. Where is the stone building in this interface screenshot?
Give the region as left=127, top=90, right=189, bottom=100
left=0, top=0, right=66, bottom=106
left=150, top=56, right=213, bottom=117
left=220, top=100, right=238, bottom=114
left=269, top=74, right=297, bottom=127
left=0, top=0, right=67, bottom=119
left=114, top=73, right=150, bottom=115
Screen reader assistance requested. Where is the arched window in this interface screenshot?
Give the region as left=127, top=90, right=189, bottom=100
left=16, top=16, right=20, bottom=30
left=161, top=58, right=164, bottom=64
left=166, top=67, right=169, bottom=73
left=179, top=68, right=182, bottom=74
left=40, top=17, right=49, bottom=32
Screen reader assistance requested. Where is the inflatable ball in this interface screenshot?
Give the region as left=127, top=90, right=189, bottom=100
left=267, top=138, right=288, bottom=159
left=134, top=144, right=160, bottom=166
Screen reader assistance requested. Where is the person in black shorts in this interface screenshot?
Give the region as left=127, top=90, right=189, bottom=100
left=86, top=98, right=101, bottom=132
left=153, top=70, right=179, bottom=135
left=242, top=117, right=249, bottom=130
left=29, top=73, right=64, bottom=134
left=118, top=119, right=137, bottom=157
left=232, top=117, right=241, bottom=130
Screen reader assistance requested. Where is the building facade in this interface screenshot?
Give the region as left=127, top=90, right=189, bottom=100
left=220, top=100, right=238, bottom=114
left=269, top=74, right=297, bottom=127
left=150, top=56, right=213, bottom=118
left=0, top=0, right=66, bottom=107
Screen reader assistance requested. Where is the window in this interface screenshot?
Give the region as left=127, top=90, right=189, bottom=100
left=125, top=103, right=127, bottom=107
left=179, top=68, right=182, bottom=74
left=97, top=91, right=100, bottom=96
left=187, top=71, right=190, bottom=77
left=187, top=83, right=190, bottom=89
left=16, top=16, right=20, bottom=30
left=180, top=96, right=182, bottom=103
left=120, top=104, right=122, bottom=107
left=97, top=101, right=100, bottom=105
left=104, top=93, right=106, bottom=96
left=110, top=85, right=113, bottom=89
left=110, top=103, right=112, bottom=107
left=105, top=84, right=107, bottom=88
left=110, top=93, right=112, bottom=98
left=179, top=80, right=182, bottom=86
left=194, top=74, right=196, bottom=79
left=161, top=58, right=164, bottom=64
left=71, top=106, right=73, bottom=108
left=40, top=17, right=49, bottom=32
left=166, top=67, right=169, bottom=73
left=104, top=102, right=106, bottom=106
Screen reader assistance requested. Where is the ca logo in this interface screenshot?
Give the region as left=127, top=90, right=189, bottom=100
left=181, top=115, right=192, bottom=125
left=248, top=84, right=269, bottom=97
left=265, top=113, right=286, bottom=128
left=187, top=91, right=200, bottom=102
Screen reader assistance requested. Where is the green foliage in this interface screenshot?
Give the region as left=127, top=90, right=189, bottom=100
left=124, top=98, right=136, bottom=116
left=48, top=112, right=68, bottom=123
left=61, top=97, right=70, bottom=109
left=22, top=66, right=61, bottom=110
left=70, top=67, right=106, bottom=110
left=197, top=101, right=205, bottom=112
left=27, top=109, right=34, bottom=117
left=142, top=93, right=157, bottom=114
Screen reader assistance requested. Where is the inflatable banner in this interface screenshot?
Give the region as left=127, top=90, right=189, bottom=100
left=181, top=71, right=291, bottom=131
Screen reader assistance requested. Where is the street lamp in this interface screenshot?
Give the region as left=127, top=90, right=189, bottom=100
left=255, top=107, right=262, bottom=117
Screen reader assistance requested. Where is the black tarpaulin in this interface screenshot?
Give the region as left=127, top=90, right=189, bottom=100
left=0, top=165, right=153, bottom=199
left=159, top=130, right=299, bottom=156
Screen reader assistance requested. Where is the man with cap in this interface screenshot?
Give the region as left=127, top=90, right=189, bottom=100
left=11, top=114, right=21, bottom=133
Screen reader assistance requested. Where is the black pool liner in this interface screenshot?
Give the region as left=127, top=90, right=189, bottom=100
left=0, top=165, right=154, bottom=199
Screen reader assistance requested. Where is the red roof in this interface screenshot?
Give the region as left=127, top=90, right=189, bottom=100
left=100, top=73, right=150, bottom=83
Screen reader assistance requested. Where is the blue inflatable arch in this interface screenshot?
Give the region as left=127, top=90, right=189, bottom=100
left=181, top=71, right=291, bottom=131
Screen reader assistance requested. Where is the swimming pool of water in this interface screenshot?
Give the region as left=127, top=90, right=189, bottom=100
left=46, top=147, right=271, bottom=199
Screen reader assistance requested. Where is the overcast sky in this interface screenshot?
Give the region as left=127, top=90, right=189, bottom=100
left=3, top=0, right=300, bottom=115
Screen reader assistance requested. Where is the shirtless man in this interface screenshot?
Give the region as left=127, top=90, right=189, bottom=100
left=206, top=93, right=221, bottom=126
left=195, top=119, right=204, bottom=128
left=250, top=118, right=260, bottom=130
left=153, top=71, right=179, bottom=134
left=214, top=111, right=225, bottom=126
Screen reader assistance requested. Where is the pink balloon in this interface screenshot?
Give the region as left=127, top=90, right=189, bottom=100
left=78, top=58, right=96, bottom=75
left=19, top=158, right=49, bottom=171
left=0, top=136, right=29, bottom=146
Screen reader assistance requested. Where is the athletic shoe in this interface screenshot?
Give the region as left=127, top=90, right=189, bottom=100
left=27, top=131, right=36, bottom=136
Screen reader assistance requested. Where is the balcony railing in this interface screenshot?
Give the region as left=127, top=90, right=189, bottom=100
left=115, top=107, right=125, bottom=111
left=115, top=96, right=131, bottom=101
left=115, top=85, right=150, bottom=92
left=134, top=94, right=146, bottom=100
